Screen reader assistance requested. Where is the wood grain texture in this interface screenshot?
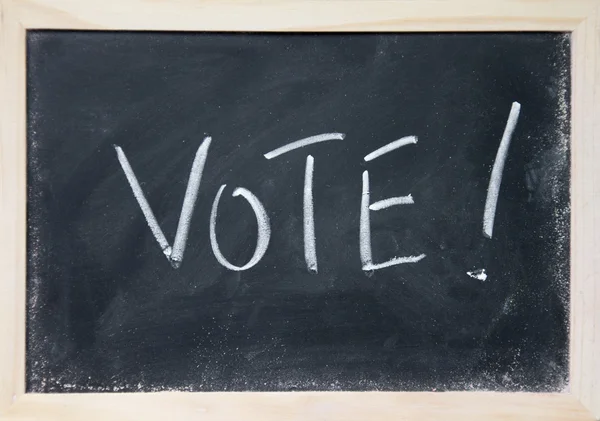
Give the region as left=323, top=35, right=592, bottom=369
left=0, top=0, right=26, bottom=416
left=1, top=392, right=595, bottom=421
left=571, top=4, right=600, bottom=420
left=11, top=0, right=600, bottom=31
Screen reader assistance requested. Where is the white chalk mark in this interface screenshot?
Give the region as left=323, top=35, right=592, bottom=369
left=483, top=102, right=521, bottom=239
left=360, top=171, right=425, bottom=271
left=114, top=137, right=212, bottom=268
left=264, top=133, right=346, bottom=159
left=210, top=185, right=271, bottom=271
left=364, top=255, right=427, bottom=270
left=304, top=155, right=318, bottom=273
left=370, top=195, right=414, bottom=211
left=360, top=171, right=374, bottom=267
left=170, top=137, right=212, bottom=268
left=364, top=136, right=418, bottom=162
left=114, top=145, right=172, bottom=257
left=467, top=269, right=488, bottom=281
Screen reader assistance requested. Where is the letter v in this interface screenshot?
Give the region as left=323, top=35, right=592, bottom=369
left=114, top=136, right=212, bottom=269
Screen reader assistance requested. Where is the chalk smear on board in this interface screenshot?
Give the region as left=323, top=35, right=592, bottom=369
left=483, top=102, right=521, bottom=239
left=209, top=185, right=271, bottom=271
left=467, top=269, right=488, bottom=281
left=364, top=135, right=417, bottom=162
left=548, top=35, right=571, bottom=313
left=304, top=155, right=318, bottom=273
left=264, top=133, right=345, bottom=159
left=360, top=171, right=425, bottom=271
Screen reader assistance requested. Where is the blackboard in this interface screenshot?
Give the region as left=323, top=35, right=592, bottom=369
left=27, top=31, right=570, bottom=393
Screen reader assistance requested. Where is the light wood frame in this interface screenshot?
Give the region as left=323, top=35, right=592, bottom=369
left=1, top=0, right=599, bottom=420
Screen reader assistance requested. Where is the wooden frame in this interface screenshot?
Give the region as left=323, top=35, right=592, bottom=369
left=0, top=0, right=598, bottom=419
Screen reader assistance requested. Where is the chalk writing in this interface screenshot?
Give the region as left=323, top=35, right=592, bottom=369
left=483, top=102, right=521, bottom=239
left=114, top=103, right=520, bottom=271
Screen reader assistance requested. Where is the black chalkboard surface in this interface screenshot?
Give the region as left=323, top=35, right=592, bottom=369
left=27, top=31, right=570, bottom=393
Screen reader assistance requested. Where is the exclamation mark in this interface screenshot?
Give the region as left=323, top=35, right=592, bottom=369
left=483, top=101, right=522, bottom=239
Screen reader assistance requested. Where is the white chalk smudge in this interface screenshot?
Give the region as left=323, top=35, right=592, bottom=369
left=364, top=135, right=417, bottom=162
left=483, top=102, right=521, bottom=239
left=210, top=185, right=271, bottom=271
left=264, top=133, right=345, bottom=159
left=467, top=268, right=488, bottom=281
left=360, top=171, right=425, bottom=271
left=303, top=155, right=317, bottom=273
